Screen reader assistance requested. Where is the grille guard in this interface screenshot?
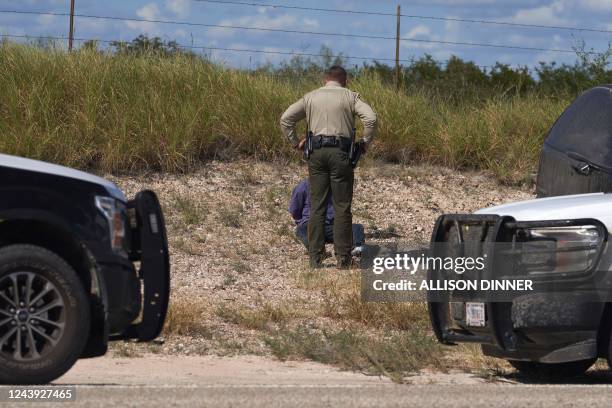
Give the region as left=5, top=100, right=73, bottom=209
left=120, top=190, right=171, bottom=342
left=427, top=214, right=607, bottom=351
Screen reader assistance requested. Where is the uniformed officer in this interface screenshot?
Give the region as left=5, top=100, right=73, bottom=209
left=280, top=66, right=378, bottom=268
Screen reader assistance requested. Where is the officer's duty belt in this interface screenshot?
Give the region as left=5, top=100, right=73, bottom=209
left=312, top=135, right=351, bottom=153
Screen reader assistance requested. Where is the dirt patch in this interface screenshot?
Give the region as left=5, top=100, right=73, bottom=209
left=106, top=160, right=533, bottom=376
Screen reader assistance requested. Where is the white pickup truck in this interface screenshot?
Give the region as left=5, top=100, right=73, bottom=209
left=428, top=85, right=612, bottom=379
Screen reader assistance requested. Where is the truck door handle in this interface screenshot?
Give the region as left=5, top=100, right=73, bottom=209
left=572, top=162, right=592, bottom=176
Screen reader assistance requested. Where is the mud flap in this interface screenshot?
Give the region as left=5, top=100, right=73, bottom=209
left=123, top=190, right=170, bottom=342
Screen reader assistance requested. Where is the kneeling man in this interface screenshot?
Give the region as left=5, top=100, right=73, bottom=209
left=289, top=179, right=365, bottom=257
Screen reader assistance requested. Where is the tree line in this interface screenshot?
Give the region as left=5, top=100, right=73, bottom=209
left=75, top=35, right=612, bottom=99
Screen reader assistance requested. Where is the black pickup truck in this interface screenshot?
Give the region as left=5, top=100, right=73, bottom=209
left=0, top=153, right=170, bottom=384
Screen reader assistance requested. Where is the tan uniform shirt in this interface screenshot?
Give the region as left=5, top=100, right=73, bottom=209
left=280, top=81, right=378, bottom=147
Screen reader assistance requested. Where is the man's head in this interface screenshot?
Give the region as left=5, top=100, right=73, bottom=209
left=325, top=65, right=348, bottom=87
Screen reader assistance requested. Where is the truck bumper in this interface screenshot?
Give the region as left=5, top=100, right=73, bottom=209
left=427, top=214, right=608, bottom=362
left=98, top=261, right=141, bottom=334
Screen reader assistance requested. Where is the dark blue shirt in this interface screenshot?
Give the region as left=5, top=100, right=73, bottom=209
left=289, top=180, right=334, bottom=226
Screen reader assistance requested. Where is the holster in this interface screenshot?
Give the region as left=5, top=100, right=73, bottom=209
left=304, top=131, right=314, bottom=160
left=349, top=141, right=363, bottom=169
left=349, top=130, right=364, bottom=169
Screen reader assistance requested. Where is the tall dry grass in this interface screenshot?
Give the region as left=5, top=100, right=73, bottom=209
left=0, top=43, right=569, bottom=182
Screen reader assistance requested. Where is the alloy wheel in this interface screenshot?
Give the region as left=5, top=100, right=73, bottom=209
left=0, top=272, right=66, bottom=361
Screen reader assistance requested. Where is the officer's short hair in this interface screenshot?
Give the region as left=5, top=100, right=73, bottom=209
left=325, top=66, right=347, bottom=84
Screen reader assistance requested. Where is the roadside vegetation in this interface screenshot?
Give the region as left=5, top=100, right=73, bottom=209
left=106, top=162, right=532, bottom=381
left=2, top=38, right=611, bottom=183
left=2, top=37, right=607, bottom=379
left=162, top=268, right=445, bottom=382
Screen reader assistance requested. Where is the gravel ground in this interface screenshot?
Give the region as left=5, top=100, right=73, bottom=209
left=107, top=160, right=533, bottom=356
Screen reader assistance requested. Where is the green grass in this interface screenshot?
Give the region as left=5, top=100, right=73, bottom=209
left=217, top=205, right=243, bottom=228
left=0, top=43, right=570, bottom=182
left=173, top=194, right=207, bottom=226
left=264, top=326, right=444, bottom=382
left=216, top=302, right=298, bottom=331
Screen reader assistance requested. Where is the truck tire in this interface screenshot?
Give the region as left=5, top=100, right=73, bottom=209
left=508, top=359, right=595, bottom=379
left=0, top=244, right=90, bottom=384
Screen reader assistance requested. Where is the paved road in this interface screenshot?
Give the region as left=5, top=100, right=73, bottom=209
left=54, top=384, right=612, bottom=408
left=2, top=356, right=612, bottom=407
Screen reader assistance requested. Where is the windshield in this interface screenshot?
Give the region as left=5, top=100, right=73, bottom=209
left=545, top=86, right=612, bottom=169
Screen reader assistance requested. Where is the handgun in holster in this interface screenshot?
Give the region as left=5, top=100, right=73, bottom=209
left=349, top=129, right=364, bottom=169
left=304, top=131, right=314, bottom=160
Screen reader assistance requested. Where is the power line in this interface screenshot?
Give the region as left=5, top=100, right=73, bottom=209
left=3, top=34, right=519, bottom=70
left=0, top=33, right=412, bottom=62
left=194, top=0, right=612, bottom=34
left=194, top=0, right=395, bottom=17
left=0, top=10, right=601, bottom=55
left=402, top=15, right=612, bottom=35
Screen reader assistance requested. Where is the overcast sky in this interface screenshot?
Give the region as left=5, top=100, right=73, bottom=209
left=1, top=0, right=611, bottom=71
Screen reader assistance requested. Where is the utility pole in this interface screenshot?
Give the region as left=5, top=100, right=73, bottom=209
left=395, top=5, right=401, bottom=90
left=68, top=0, right=75, bottom=51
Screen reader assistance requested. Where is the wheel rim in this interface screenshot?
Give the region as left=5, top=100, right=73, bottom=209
left=0, top=272, right=66, bottom=361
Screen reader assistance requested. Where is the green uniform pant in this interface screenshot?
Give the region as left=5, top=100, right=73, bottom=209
left=308, top=146, right=354, bottom=265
